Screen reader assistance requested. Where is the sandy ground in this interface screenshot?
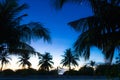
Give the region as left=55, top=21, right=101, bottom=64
left=0, top=75, right=119, bottom=80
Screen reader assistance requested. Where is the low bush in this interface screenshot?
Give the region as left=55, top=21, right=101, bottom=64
left=37, top=69, right=58, bottom=75
left=49, top=69, right=58, bottom=75
left=63, top=69, right=78, bottom=75
left=2, top=69, right=15, bottom=76
left=95, top=64, right=120, bottom=78
left=78, top=66, right=94, bottom=76
left=15, top=68, right=37, bottom=76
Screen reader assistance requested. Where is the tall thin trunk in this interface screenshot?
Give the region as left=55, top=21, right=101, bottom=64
left=28, top=66, right=30, bottom=69
left=1, top=64, right=3, bottom=71
left=47, top=67, right=49, bottom=71
left=68, top=62, right=71, bottom=71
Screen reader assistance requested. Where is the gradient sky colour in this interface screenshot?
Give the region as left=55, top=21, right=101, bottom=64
left=4, top=0, right=118, bottom=70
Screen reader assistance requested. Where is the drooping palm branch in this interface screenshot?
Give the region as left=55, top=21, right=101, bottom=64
left=17, top=54, right=31, bottom=69
left=0, top=0, right=51, bottom=56
left=53, top=0, right=120, bottom=63
left=38, top=52, right=54, bottom=71
left=60, top=48, right=79, bottom=71
left=0, top=52, right=11, bottom=71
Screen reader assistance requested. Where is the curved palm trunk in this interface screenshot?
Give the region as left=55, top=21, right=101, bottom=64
left=1, top=64, right=3, bottom=71
left=28, top=66, right=30, bottom=69
left=47, top=67, right=49, bottom=71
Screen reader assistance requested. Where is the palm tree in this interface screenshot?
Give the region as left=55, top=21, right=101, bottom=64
left=17, top=54, right=31, bottom=69
left=53, top=0, right=120, bottom=63
left=87, top=60, right=95, bottom=68
left=0, top=0, right=51, bottom=56
left=60, top=48, right=79, bottom=71
left=0, top=52, right=11, bottom=71
left=38, top=52, right=54, bottom=71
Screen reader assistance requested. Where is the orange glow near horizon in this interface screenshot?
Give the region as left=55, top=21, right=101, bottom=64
left=0, top=46, right=106, bottom=71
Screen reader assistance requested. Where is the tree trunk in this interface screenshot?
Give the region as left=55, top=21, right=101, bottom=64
left=1, top=64, right=3, bottom=71
left=69, top=63, right=71, bottom=71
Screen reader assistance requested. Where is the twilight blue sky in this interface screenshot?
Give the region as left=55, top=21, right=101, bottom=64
left=7, top=0, right=117, bottom=70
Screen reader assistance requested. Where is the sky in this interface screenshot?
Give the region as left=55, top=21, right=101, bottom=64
left=3, top=0, right=118, bottom=70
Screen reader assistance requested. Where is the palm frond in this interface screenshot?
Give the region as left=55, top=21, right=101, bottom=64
left=30, top=22, right=51, bottom=42
left=38, top=52, right=54, bottom=71
left=53, top=0, right=83, bottom=9
left=8, top=42, right=36, bottom=56
left=61, top=48, right=79, bottom=69
left=0, top=0, right=51, bottom=57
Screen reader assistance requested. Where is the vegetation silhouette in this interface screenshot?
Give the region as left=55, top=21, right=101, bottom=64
left=87, top=60, right=96, bottom=68
left=0, top=0, right=51, bottom=75
left=15, top=68, right=37, bottom=76
left=0, top=52, right=11, bottom=71
left=0, top=63, right=119, bottom=78
left=60, top=48, right=79, bottom=71
left=53, top=0, right=120, bottom=64
left=1, top=69, right=15, bottom=76
left=17, top=54, right=31, bottom=69
left=95, top=64, right=120, bottom=78
left=63, top=69, right=78, bottom=76
left=78, top=65, right=94, bottom=76
left=0, top=0, right=51, bottom=56
left=0, top=0, right=119, bottom=79
left=38, top=52, right=54, bottom=71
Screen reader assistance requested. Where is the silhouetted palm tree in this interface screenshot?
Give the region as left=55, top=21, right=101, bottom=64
left=53, top=0, right=120, bottom=63
left=38, top=52, right=54, bottom=71
left=0, top=0, right=51, bottom=55
left=61, top=48, right=79, bottom=71
left=17, top=54, right=31, bottom=69
left=0, top=52, right=11, bottom=71
left=87, top=60, right=95, bottom=68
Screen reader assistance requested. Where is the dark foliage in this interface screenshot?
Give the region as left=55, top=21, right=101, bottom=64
left=38, top=52, right=54, bottom=71
left=49, top=69, right=58, bottom=75
left=53, top=0, right=120, bottom=64
left=0, top=68, right=58, bottom=76
left=0, top=0, right=51, bottom=57
left=1, top=69, right=15, bottom=76
left=61, top=48, right=79, bottom=71
left=37, top=69, right=58, bottom=75
left=63, top=69, right=78, bottom=75
left=63, top=66, right=94, bottom=76
left=17, top=54, right=31, bottom=69
left=0, top=52, right=11, bottom=71
left=78, top=66, right=94, bottom=76
left=95, top=64, right=120, bottom=77
left=15, top=68, right=37, bottom=76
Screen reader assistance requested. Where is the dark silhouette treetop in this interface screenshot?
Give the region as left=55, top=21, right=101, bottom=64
left=53, top=0, right=120, bottom=63
left=0, top=0, right=51, bottom=55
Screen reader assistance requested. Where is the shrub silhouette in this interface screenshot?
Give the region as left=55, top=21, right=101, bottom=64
left=78, top=66, right=94, bottom=76
left=15, top=68, right=37, bottom=76
left=37, top=69, right=58, bottom=75
left=95, top=64, right=120, bottom=77
left=63, top=69, right=78, bottom=75
left=2, top=69, right=15, bottom=76
left=49, top=69, right=58, bottom=75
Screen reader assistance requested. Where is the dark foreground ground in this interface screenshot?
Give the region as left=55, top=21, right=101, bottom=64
left=0, top=75, right=119, bottom=80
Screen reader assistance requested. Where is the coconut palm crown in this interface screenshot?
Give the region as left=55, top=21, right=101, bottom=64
left=0, top=52, right=11, bottom=71
left=38, top=52, right=54, bottom=71
left=17, top=54, right=31, bottom=69
left=61, top=48, right=79, bottom=71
